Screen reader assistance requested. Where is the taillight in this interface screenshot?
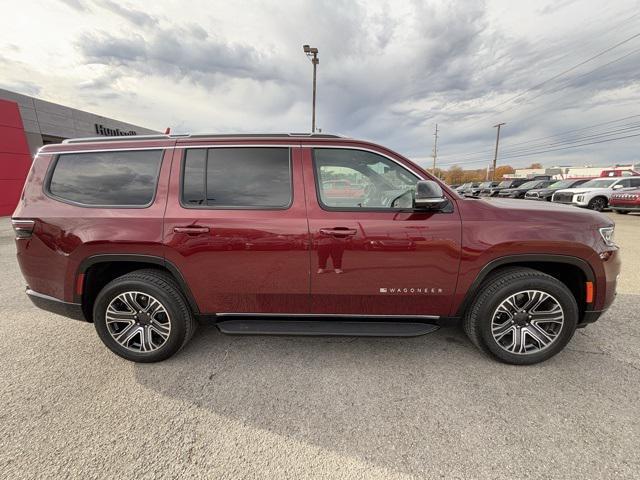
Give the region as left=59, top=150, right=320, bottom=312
left=11, top=219, right=35, bottom=239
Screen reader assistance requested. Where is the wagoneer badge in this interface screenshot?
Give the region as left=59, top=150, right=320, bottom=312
left=380, top=287, right=444, bottom=294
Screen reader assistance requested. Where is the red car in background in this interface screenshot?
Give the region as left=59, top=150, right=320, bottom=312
left=610, top=188, right=640, bottom=214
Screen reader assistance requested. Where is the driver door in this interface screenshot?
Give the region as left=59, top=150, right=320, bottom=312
left=302, top=146, right=462, bottom=317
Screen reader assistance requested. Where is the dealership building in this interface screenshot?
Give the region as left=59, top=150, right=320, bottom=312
left=0, top=88, right=158, bottom=215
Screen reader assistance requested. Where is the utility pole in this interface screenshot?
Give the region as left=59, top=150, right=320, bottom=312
left=492, top=122, right=506, bottom=181
left=303, top=45, right=319, bottom=133
left=431, top=124, right=439, bottom=176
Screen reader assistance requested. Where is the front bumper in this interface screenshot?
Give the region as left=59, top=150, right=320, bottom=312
left=26, top=288, right=87, bottom=321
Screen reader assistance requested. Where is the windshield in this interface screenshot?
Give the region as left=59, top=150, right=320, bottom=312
left=518, top=181, right=540, bottom=189
left=497, top=181, right=512, bottom=187
left=549, top=180, right=574, bottom=189
left=479, top=181, right=493, bottom=188
left=579, top=179, right=617, bottom=188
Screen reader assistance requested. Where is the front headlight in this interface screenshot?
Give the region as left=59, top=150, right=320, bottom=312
left=599, top=226, right=616, bottom=247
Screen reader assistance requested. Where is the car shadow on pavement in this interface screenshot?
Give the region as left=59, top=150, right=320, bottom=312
left=133, top=293, right=640, bottom=477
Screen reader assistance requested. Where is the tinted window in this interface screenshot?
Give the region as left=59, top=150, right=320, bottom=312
left=313, top=148, right=419, bottom=209
left=48, top=150, right=163, bottom=206
left=631, top=179, right=640, bottom=187
left=579, top=179, right=617, bottom=188
left=182, top=148, right=291, bottom=208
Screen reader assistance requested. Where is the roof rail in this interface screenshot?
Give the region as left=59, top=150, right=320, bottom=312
left=61, top=132, right=346, bottom=144
left=62, top=134, right=180, bottom=144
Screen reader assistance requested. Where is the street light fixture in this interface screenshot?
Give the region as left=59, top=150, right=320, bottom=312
left=303, top=44, right=319, bottom=133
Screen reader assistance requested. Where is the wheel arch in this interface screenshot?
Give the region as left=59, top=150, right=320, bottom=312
left=76, top=254, right=200, bottom=322
left=456, top=254, right=595, bottom=322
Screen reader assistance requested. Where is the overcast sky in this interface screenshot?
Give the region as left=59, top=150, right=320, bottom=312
left=1, top=0, right=639, bottom=169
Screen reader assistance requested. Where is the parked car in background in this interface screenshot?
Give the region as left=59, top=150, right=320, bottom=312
left=456, top=182, right=480, bottom=195
left=469, top=181, right=498, bottom=197
left=497, top=179, right=554, bottom=199
left=479, top=178, right=530, bottom=197
left=552, top=177, right=640, bottom=211
left=610, top=187, right=640, bottom=214
left=12, top=133, right=619, bottom=365
left=525, top=179, right=589, bottom=201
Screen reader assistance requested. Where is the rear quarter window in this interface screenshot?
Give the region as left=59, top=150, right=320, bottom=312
left=47, top=150, right=163, bottom=207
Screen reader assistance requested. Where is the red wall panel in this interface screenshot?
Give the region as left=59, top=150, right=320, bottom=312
left=0, top=99, right=32, bottom=216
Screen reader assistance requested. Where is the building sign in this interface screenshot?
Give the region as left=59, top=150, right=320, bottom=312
left=94, top=123, right=137, bottom=136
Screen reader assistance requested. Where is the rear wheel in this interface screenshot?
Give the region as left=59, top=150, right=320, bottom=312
left=587, top=196, right=607, bottom=211
left=93, top=269, right=197, bottom=362
left=463, top=268, right=578, bottom=365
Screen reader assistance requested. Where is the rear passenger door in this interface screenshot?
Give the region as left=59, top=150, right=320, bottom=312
left=163, top=144, right=311, bottom=315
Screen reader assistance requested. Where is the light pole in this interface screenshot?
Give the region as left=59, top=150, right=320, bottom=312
left=303, top=45, right=319, bottom=133
left=492, top=122, right=506, bottom=181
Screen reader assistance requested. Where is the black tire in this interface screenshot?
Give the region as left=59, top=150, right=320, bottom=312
left=93, top=269, right=197, bottom=363
left=614, top=209, right=629, bottom=215
left=463, top=267, right=578, bottom=365
left=587, top=196, right=607, bottom=211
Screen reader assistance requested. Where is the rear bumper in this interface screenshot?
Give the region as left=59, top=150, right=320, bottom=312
left=578, top=310, right=605, bottom=328
left=26, top=288, right=87, bottom=322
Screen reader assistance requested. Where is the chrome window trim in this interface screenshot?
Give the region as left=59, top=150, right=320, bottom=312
left=44, top=149, right=166, bottom=209
left=179, top=146, right=294, bottom=210
left=305, top=145, right=426, bottom=180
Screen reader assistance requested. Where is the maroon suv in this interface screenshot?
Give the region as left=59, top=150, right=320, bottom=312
left=12, top=133, right=620, bottom=364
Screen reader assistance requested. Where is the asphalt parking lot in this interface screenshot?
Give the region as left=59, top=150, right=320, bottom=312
left=1, top=214, right=639, bottom=479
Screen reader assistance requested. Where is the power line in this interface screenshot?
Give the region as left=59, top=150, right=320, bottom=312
left=438, top=131, right=640, bottom=167
left=461, top=30, right=640, bottom=128
left=438, top=115, right=640, bottom=160
left=444, top=122, right=640, bottom=163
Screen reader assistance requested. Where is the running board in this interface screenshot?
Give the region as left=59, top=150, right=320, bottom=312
left=216, top=319, right=439, bottom=337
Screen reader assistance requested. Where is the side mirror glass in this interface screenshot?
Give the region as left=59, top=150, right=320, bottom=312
left=612, top=184, right=624, bottom=190
left=414, top=180, right=448, bottom=210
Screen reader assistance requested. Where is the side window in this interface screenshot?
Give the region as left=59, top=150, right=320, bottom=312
left=181, top=147, right=291, bottom=208
left=48, top=150, right=163, bottom=206
left=630, top=179, right=640, bottom=188
left=313, top=148, right=419, bottom=209
left=617, top=179, right=631, bottom=188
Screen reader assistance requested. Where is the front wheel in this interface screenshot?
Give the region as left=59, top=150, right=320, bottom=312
left=463, top=268, right=578, bottom=365
left=587, top=197, right=607, bottom=211
left=93, top=269, right=197, bottom=362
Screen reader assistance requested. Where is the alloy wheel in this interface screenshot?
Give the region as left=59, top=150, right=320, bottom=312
left=589, top=198, right=606, bottom=211
left=105, top=291, right=171, bottom=353
left=490, top=290, right=564, bottom=355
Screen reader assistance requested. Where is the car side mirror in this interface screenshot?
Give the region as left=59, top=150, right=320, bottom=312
left=613, top=184, right=624, bottom=190
left=414, top=180, right=448, bottom=210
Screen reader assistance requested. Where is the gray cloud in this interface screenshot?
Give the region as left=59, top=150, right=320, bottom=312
left=56, top=0, right=90, bottom=12
left=37, top=0, right=640, bottom=167
left=98, top=0, right=159, bottom=28
left=78, top=26, right=282, bottom=85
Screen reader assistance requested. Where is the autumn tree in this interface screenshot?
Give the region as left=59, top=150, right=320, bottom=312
left=494, top=165, right=515, bottom=180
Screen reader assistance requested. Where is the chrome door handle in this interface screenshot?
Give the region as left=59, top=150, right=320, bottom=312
left=319, top=228, right=358, bottom=237
left=173, top=226, right=210, bottom=234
